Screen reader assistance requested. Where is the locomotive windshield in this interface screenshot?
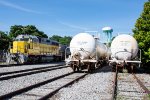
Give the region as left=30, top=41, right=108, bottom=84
left=15, top=35, right=39, bottom=42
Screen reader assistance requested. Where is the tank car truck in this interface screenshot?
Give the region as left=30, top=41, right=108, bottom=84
left=109, top=34, right=141, bottom=72
left=65, top=33, right=109, bottom=72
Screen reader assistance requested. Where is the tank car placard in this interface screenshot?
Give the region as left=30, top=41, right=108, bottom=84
left=77, top=41, right=87, bottom=45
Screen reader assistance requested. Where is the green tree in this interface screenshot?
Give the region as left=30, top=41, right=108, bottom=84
left=59, top=36, right=72, bottom=45
left=37, top=31, right=48, bottom=38
left=0, top=31, right=11, bottom=50
left=133, top=0, right=150, bottom=66
left=9, top=25, right=48, bottom=38
left=9, top=25, right=24, bottom=38
left=50, top=35, right=72, bottom=45
left=50, top=35, right=62, bottom=42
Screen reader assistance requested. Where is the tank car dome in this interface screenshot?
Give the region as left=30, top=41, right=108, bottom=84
left=70, top=33, right=96, bottom=60
left=111, top=34, right=138, bottom=60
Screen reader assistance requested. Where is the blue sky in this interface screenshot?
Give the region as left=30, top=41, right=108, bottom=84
left=0, top=0, right=148, bottom=41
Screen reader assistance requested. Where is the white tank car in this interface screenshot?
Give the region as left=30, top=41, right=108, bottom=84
left=68, top=32, right=108, bottom=72
left=93, top=42, right=108, bottom=59
left=70, top=33, right=95, bottom=60
left=110, top=34, right=138, bottom=60
left=70, top=33, right=108, bottom=60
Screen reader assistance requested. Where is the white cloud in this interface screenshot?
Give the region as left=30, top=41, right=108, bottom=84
left=0, top=0, right=43, bottom=14
left=58, top=20, right=88, bottom=31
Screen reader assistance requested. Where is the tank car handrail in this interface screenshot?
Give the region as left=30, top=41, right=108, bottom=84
left=65, top=47, right=70, bottom=60
left=109, top=60, right=141, bottom=63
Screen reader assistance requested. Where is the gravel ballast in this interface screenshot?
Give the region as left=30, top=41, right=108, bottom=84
left=53, top=72, right=115, bottom=100
left=0, top=66, right=72, bottom=96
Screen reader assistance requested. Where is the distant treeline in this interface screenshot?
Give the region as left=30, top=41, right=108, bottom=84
left=0, top=25, right=72, bottom=50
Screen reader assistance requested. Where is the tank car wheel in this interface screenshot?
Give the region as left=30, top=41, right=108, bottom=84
left=112, top=65, right=116, bottom=72
left=72, top=65, right=77, bottom=72
left=130, top=65, right=136, bottom=73
left=87, top=64, right=92, bottom=73
left=77, top=67, right=80, bottom=72
left=91, top=63, right=96, bottom=70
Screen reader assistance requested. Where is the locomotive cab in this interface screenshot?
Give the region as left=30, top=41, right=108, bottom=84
left=7, top=35, right=39, bottom=64
left=10, top=35, right=39, bottom=54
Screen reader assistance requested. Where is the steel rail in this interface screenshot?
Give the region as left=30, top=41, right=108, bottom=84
left=133, top=74, right=150, bottom=95
left=0, top=64, right=64, bottom=76
left=111, top=66, right=118, bottom=100
left=0, top=66, right=68, bottom=81
left=0, top=62, right=65, bottom=67
left=39, top=73, right=88, bottom=100
left=0, top=72, right=74, bottom=99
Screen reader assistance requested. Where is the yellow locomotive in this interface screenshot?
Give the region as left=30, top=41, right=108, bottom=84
left=6, top=35, right=62, bottom=64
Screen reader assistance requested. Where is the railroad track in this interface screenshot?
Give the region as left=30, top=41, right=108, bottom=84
left=0, top=65, right=67, bottom=81
left=0, top=64, right=65, bottom=75
left=113, top=69, right=150, bottom=100
left=0, top=63, right=42, bottom=67
left=0, top=62, right=65, bottom=68
left=52, top=65, right=116, bottom=100
left=0, top=72, right=87, bottom=100
left=0, top=63, right=23, bottom=67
